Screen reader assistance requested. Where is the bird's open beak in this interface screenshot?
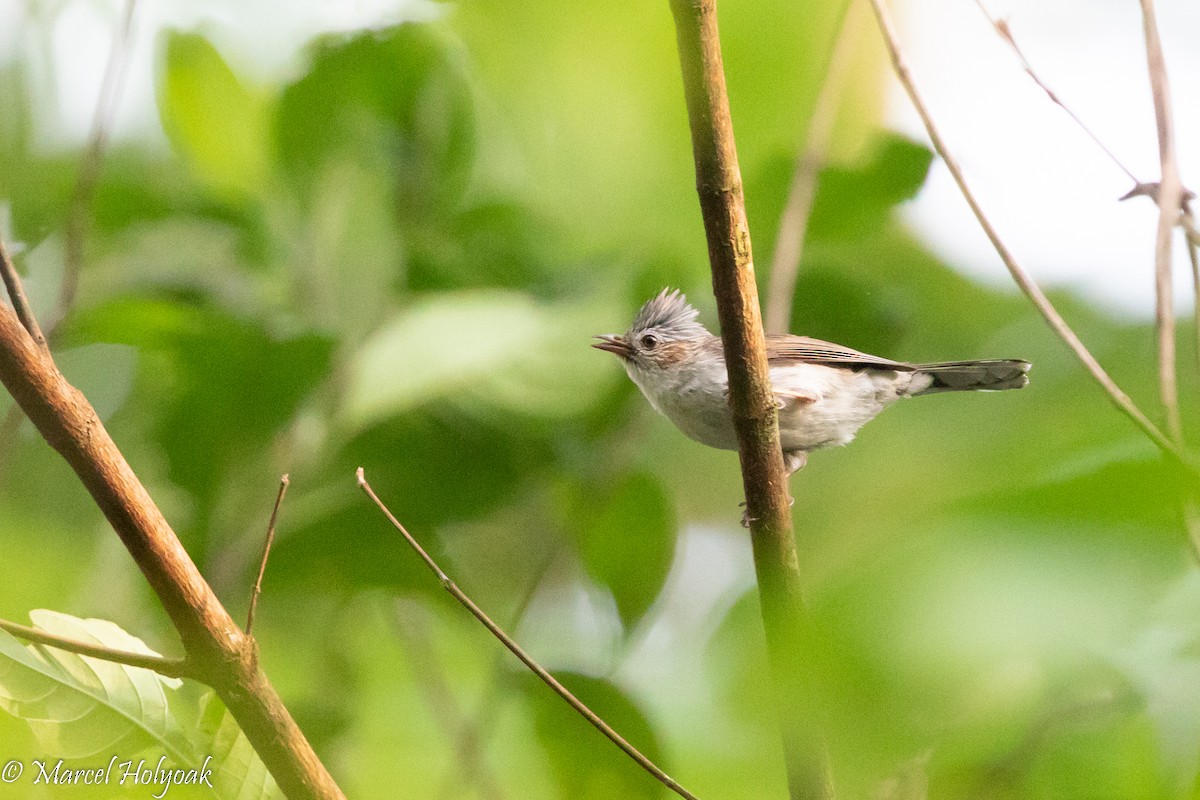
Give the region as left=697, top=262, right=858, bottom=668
left=592, top=334, right=632, bottom=358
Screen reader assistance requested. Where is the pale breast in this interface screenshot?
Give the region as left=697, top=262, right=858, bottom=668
left=627, top=358, right=740, bottom=450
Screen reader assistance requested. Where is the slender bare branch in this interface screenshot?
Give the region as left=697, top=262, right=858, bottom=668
left=973, top=1, right=1140, bottom=186
left=976, top=1, right=1200, bottom=396
left=246, top=473, right=289, bottom=637
left=0, top=281, right=344, bottom=799
left=54, top=0, right=138, bottom=336
left=0, top=239, right=48, bottom=354
left=1137, top=0, right=1186, bottom=445
left=766, top=0, right=859, bottom=335
left=356, top=468, right=701, bottom=800
left=865, top=0, right=1186, bottom=466
left=0, top=617, right=196, bottom=681
left=668, top=1, right=831, bottom=798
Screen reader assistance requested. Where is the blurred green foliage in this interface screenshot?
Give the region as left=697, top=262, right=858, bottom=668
left=1, top=2, right=1199, bottom=799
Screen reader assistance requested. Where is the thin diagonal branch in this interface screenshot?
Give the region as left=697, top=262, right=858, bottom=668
left=54, top=0, right=138, bottom=336
left=668, top=1, right=831, bottom=798
left=972, top=1, right=1139, bottom=186
left=0, top=617, right=196, bottom=681
left=765, top=0, right=858, bottom=335
left=0, top=272, right=344, bottom=799
left=246, top=473, right=289, bottom=637
left=974, top=1, right=1200, bottom=399
left=0, top=239, right=48, bottom=354
left=1137, top=0, right=1186, bottom=446
left=356, top=469, right=700, bottom=800
left=865, top=0, right=1186, bottom=467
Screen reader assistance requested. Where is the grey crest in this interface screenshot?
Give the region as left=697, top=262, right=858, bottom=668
left=628, top=289, right=709, bottom=340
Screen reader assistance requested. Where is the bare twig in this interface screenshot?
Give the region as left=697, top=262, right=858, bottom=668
left=1137, top=0, right=1186, bottom=446
left=0, top=617, right=196, bottom=681
left=975, top=1, right=1200, bottom=396
left=246, top=473, right=289, bottom=637
left=356, top=469, right=700, bottom=800
left=765, top=0, right=859, bottom=335
left=668, top=2, right=830, bottom=798
left=973, top=1, right=1139, bottom=186
left=54, top=0, right=138, bottom=336
left=0, top=239, right=48, bottom=354
left=865, top=0, right=1187, bottom=466
left=0, top=283, right=344, bottom=799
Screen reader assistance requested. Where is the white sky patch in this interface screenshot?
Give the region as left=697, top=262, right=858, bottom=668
left=888, top=0, right=1200, bottom=317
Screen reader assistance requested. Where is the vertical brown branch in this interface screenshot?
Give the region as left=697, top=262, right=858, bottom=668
left=1137, top=0, right=1185, bottom=445
left=668, top=2, right=832, bottom=799
left=0, top=299, right=344, bottom=800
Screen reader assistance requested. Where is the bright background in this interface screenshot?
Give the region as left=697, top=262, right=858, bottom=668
left=1, top=1, right=1199, bottom=798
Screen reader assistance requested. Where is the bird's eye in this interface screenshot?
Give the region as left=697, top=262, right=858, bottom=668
left=640, top=333, right=659, bottom=350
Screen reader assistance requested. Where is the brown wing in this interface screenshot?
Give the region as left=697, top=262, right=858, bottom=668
left=765, top=334, right=916, bottom=371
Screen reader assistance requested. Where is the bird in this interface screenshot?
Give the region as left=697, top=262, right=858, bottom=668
left=593, top=288, right=1030, bottom=475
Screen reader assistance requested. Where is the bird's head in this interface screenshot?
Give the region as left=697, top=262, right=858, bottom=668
left=592, top=289, right=711, bottom=373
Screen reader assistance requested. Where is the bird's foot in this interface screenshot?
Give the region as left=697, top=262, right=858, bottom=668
left=783, top=451, right=808, bottom=476
left=738, top=494, right=796, bottom=528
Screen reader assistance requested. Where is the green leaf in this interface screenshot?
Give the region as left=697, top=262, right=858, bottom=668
left=806, top=134, right=933, bottom=240
left=518, top=670, right=667, bottom=800
left=276, top=23, right=475, bottom=214
left=200, top=694, right=282, bottom=800
left=344, top=290, right=614, bottom=430
left=967, top=449, right=1186, bottom=531
left=0, top=612, right=283, bottom=799
left=407, top=201, right=560, bottom=294
left=272, top=408, right=555, bottom=592
left=158, top=31, right=271, bottom=201
left=752, top=134, right=933, bottom=257
left=0, top=611, right=189, bottom=762
left=72, top=297, right=335, bottom=513
left=569, top=472, right=676, bottom=631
